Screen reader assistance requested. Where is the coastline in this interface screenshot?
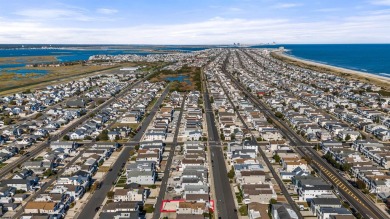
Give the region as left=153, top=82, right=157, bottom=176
left=271, top=51, right=390, bottom=90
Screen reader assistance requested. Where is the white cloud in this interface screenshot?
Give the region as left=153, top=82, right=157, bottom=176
left=96, top=8, right=118, bottom=15
left=370, top=0, right=390, bottom=6
left=273, top=3, right=303, bottom=8
left=227, top=7, right=243, bottom=12
left=1, top=11, right=390, bottom=44
left=14, top=8, right=92, bottom=21
left=315, top=8, right=342, bottom=12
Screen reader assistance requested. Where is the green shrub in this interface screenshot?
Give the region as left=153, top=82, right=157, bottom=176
left=239, top=205, right=248, bottom=216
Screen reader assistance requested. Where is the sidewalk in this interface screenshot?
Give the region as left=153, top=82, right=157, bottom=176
left=67, top=147, right=127, bottom=218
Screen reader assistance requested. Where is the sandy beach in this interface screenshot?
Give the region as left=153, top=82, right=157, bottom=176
left=271, top=51, right=390, bottom=91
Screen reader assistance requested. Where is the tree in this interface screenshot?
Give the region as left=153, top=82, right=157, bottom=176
left=275, top=112, right=284, bottom=119
left=356, top=179, right=366, bottom=190
left=355, top=213, right=363, bottom=219
left=266, top=117, right=273, bottom=124
left=98, top=130, right=109, bottom=141
left=345, top=134, right=351, bottom=141
left=273, top=154, right=281, bottom=163
left=230, top=133, right=236, bottom=140
left=341, top=163, right=351, bottom=172
left=227, top=166, right=235, bottom=179
left=129, top=150, right=136, bottom=156
left=115, top=135, right=120, bottom=141
left=15, top=189, right=25, bottom=194
left=107, top=191, right=115, bottom=199
left=135, top=145, right=140, bottom=151
left=324, top=152, right=332, bottom=160
left=43, top=169, right=53, bottom=177
left=239, top=205, right=248, bottom=216
left=342, top=201, right=350, bottom=209
left=386, top=198, right=390, bottom=209
left=3, top=117, right=12, bottom=125
left=62, top=135, right=70, bottom=141
left=313, top=144, right=321, bottom=151
left=220, top=133, right=225, bottom=141
left=269, top=198, right=277, bottom=205
left=302, top=156, right=312, bottom=165
left=97, top=99, right=105, bottom=105
left=34, top=112, right=43, bottom=119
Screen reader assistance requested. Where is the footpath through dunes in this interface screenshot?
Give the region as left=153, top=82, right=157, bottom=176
left=271, top=51, right=390, bottom=91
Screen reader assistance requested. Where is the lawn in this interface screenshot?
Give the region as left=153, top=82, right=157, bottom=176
left=146, top=97, right=158, bottom=111
left=143, top=204, right=155, bottom=213
left=110, top=123, right=139, bottom=131
left=239, top=205, right=248, bottom=216
left=115, top=175, right=127, bottom=187
left=0, top=163, right=8, bottom=169
left=117, top=177, right=127, bottom=184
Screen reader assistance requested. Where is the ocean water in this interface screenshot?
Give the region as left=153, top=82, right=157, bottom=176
left=252, top=44, right=390, bottom=77
left=1, top=44, right=389, bottom=78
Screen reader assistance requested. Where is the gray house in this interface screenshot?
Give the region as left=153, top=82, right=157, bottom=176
left=310, top=198, right=342, bottom=216
left=272, top=203, right=299, bottom=219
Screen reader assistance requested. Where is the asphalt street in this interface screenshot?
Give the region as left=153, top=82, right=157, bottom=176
left=220, top=52, right=304, bottom=219
left=152, top=94, right=186, bottom=219
left=0, top=77, right=147, bottom=179
left=203, top=75, right=238, bottom=219
left=234, top=50, right=390, bottom=219
left=77, top=85, right=170, bottom=219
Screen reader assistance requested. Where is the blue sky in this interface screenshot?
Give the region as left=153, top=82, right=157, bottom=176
left=0, top=0, right=389, bottom=44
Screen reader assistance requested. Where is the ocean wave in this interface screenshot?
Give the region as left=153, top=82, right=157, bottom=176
left=379, top=73, right=390, bottom=77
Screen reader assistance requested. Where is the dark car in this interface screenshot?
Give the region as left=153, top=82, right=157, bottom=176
left=95, top=206, right=100, bottom=212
